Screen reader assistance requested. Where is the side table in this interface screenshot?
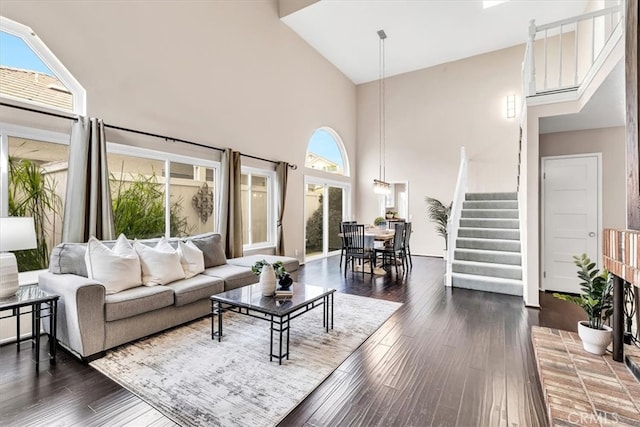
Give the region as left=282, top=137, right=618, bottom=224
left=0, top=284, right=59, bottom=368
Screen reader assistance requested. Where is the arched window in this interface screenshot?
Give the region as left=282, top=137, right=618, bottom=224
left=0, top=16, right=86, bottom=114
left=305, top=127, right=349, bottom=176
left=303, top=127, right=351, bottom=260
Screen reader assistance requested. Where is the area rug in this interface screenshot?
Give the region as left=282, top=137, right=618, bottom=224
left=90, top=292, right=402, bottom=426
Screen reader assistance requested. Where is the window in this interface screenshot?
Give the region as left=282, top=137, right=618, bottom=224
left=241, top=168, right=275, bottom=249
left=0, top=125, right=69, bottom=273
left=0, top=17, right=86, bottom=114
left=107, top=144, right=219, bottom=239
left=305, top=128, right=349, bottom=176
left=304, top=128, right=351, bottom=260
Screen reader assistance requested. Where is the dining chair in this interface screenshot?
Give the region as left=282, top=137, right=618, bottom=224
left=343, top=223, right=374, bottom=277
left=374, top=222, right=406, bottom=276
left=404, top=221, right=413, bottom=268
left=339, top=220, right=357, bottom=269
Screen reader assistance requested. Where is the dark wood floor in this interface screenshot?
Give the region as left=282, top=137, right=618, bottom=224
left=0, top=256, right=583, bottom=426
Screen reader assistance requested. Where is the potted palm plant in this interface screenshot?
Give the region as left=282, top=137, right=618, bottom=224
left=553, top=254, right=613, bottom=355
left=425, top=197, right=451, bottom=252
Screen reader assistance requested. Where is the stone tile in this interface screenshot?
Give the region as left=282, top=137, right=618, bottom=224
left=532, top=326, right=640, bottom=426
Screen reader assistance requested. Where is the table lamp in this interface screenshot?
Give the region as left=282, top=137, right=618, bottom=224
left=0, top=217, right=38, bottom=298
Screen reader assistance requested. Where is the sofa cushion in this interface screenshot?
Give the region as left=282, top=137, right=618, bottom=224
left=227, top=255, right=299, bottom=274
left=134, top=238, right=185, bottom=286
left=105, top=285, right=174, bottom=321
left=178, top=240, right=205, bottom=279
left=168, top=274, right=224, bottom=306
left=188, top=233, right=226, bottom=268
left=202, top=264, right=256, bottom=291
left=49, top=242, right=89, bottom=277
left=49, top=236, right=180, bottom=277
left=85, top=234, right=142, bottom=294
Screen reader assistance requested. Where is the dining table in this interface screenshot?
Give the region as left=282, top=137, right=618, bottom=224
left=363, top=227, right=395, bottom=248
left=338, top=226, right=396, bottom=275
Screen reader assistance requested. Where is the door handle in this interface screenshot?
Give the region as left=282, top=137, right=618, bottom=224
left=588, top=232, right=596, bottom=237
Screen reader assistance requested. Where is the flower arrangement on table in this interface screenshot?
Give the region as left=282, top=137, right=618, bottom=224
left=251, top=259, right=293, bottom=290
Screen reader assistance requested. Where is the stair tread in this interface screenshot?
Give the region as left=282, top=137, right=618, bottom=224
left=452, top=259, right=522, bottom=270
left=457, top=237, right=521, bottom=243
left=451, top=272, right=523, bottom=285
left=458, top=227, right=520, bottom=232
left=455, top=248, right=521, bottom=256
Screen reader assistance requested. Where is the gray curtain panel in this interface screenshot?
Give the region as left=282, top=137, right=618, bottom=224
left=62, top=116, right=115, bottom=243
left=275, top=161, right=289, bottom=256
left=219, top=148, right=243, bottom=258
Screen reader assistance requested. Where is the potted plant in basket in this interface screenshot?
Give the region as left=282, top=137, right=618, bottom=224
left=252, top=260, right=290, bottom=296
left=553, top=254, right=613, bottom=355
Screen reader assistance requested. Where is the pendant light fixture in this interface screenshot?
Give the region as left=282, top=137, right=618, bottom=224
left=373, top=29, right=391, bottom=195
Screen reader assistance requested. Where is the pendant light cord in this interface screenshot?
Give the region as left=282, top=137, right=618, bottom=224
left=378, top=29, right=387, bottom=184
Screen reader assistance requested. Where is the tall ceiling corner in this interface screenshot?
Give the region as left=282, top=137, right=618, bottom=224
left=279, top=0, right=320, bottom=18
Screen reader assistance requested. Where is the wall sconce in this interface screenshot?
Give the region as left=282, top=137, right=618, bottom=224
left=506, top=94, right=516, bottom=119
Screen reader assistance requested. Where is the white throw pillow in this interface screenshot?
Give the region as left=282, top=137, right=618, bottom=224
left=177, top=240, right=205, bottom=279
left=85, top=234, right=142, bottom=294
left=134, top=237, right=185, bottom=286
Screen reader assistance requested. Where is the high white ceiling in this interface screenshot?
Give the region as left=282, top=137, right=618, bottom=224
left=281, top=0, right=590, bottom=84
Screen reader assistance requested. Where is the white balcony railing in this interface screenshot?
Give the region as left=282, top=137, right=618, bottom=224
left=523, top=4, right=623, bottom=97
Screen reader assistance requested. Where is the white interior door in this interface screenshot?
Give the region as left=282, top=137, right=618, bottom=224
left=542, top=155, right=599, bottom=294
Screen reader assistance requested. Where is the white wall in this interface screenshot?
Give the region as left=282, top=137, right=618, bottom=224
left=1, top=0, right=357, bottom=262
left=356, top=45, right=523, bottom=256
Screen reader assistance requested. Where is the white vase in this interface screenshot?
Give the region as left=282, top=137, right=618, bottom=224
left=259, top=264, right=276, bottom=297
left=577, top=321, right=612, bottom=355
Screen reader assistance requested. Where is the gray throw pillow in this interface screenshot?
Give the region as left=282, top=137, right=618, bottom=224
left=49, top=242, right=89, bottom=277
left=188, top=233, right=226, bottom=268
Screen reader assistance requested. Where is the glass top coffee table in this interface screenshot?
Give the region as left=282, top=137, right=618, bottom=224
left=210, top=282, right=335, bottom=364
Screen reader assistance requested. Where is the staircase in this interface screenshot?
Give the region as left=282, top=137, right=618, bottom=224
left=451, top=192, right=522, bottom=296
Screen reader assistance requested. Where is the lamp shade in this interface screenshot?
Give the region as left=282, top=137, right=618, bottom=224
left=0, top=217, right=38, bottom=252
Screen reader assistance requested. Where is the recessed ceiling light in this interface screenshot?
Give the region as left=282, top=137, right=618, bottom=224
left=483, top=0, right=510, bottom=9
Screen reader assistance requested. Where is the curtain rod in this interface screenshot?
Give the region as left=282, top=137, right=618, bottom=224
left=242, top=153, right=298, bottom=170
left=1, top=102, right=297, bottom=169
left=103, top=123, right=223, bottom=153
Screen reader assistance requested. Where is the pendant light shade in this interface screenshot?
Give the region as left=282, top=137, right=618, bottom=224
left=373, top=29, right=391, bottom=195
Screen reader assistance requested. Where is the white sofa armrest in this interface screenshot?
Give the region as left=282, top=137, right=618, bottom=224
left=39, top=272, right=106, bottom=359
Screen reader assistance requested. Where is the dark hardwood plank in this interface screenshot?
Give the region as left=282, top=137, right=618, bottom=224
left=0, top=255, right=584, bottom=426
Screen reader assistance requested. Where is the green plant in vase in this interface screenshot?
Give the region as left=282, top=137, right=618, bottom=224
left=553, top=254, right=613, bottom=355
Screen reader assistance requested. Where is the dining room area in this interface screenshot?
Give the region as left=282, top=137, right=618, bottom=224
left=339, top=218, right=412, bottom=278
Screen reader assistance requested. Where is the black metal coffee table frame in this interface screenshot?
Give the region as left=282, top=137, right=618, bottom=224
left=210, top=283, right=335, bottom=365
